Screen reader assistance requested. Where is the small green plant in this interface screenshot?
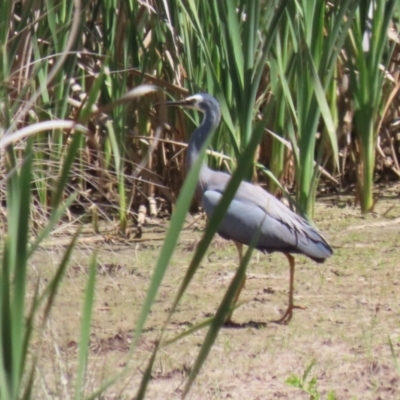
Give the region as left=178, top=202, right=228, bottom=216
left=389, top=338, right=400, bottom=377
left=285, top=360, right=337, bottom=400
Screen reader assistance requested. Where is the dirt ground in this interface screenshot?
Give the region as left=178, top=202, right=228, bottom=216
left=32, top=192, right=400, bottom=399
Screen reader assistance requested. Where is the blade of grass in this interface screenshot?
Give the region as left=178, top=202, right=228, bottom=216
left=74, top=253, right=97, bottom=400
left=182, top=222, right=261, bottom=397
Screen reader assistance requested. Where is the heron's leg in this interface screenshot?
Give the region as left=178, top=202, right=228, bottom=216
left=271, top=253, right=305, bottom=325
left=225, top=241, right=246, bottom=324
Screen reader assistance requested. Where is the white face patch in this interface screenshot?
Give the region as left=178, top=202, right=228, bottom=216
left=181, top=94, right=221, bottom=119
left=185, top=94, right=205, bottom=110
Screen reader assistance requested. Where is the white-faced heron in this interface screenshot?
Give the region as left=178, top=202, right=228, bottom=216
left=167, top=93, right=333, bottom=324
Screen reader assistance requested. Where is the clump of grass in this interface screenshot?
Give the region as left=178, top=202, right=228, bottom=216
left=286, top=360, right=337, bottom=400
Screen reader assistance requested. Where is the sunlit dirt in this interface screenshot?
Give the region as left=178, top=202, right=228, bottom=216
left=32, top=192, right=400, bottom=399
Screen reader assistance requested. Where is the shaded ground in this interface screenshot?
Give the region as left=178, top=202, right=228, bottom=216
left=32, top=193, right=400, bottom=399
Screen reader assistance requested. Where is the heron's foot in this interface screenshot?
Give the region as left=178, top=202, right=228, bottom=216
left=224, top=309, right=238, bottom=326
left=223, top=319, right=242, bottom=328
left=271, top=304, right=306, bottom=325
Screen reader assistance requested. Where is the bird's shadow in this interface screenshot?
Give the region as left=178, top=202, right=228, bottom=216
left=223, top=320, right=269, bottom=329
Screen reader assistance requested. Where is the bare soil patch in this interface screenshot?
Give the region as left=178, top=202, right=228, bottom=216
left=32, top=194, right=400, bottom=399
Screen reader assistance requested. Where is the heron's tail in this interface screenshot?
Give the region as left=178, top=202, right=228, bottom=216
left=302, top=229, right=333, bottom=263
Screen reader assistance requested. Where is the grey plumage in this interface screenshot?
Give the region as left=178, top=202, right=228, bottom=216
left=202, top=174, right=332, bottom=261
left=167, top=93, right=333, bottom=324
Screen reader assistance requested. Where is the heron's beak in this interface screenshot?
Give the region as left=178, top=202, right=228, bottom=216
left=165, top=98, right=196, bottom=107
left=153, top=97, right=196, bottom=110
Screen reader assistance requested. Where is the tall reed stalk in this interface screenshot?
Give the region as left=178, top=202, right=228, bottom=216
left=346, top=0, right=396, bottom=212
left=270, top=1, right=357, bottom=216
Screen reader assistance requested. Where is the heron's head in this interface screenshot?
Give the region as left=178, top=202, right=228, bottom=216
left=166, top=93, right=221, bottom=123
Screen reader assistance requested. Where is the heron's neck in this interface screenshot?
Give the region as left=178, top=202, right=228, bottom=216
left=186, top=112, right=219, bottom=174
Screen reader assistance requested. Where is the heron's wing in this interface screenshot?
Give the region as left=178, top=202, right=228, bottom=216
left=202, top=179, right=332, bottom=261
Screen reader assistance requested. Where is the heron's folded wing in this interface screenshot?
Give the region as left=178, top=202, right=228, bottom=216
left=202, top=186, right=332, bottom=260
